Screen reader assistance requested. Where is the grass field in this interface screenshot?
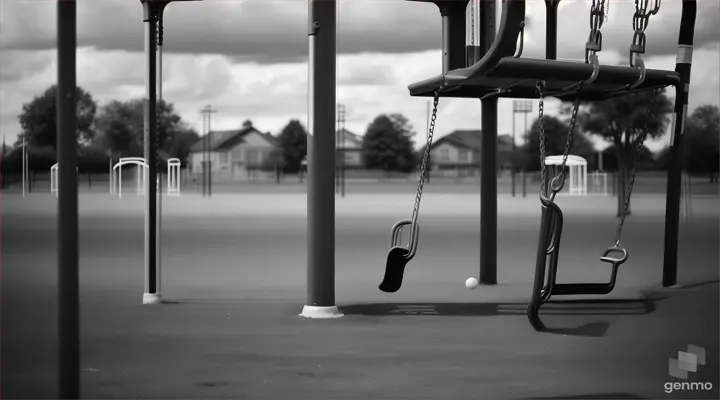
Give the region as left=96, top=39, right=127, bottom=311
left=1, top=191, right=718, bottom=399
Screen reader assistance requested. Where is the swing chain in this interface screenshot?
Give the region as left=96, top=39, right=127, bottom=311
left=410, top=90, right=440, bottom=231
left=470, top=0, right=475, bottom=46
left=156, top=16, right=163, bottom=189
left=605, top=0, right=610, bottom=23
left=630, top=0, right=660, bottom=67
left=537, top=82, right=581, bottom=198
left=586, top=0, right=606, bottom=63
left=614, top=88, right=660, bottom=246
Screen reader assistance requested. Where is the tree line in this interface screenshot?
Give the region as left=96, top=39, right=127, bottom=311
left=2, top=85, right=718, bottom=186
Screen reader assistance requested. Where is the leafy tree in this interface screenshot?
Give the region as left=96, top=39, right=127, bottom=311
left=166, top=126, right=201, bottom=166
left=361, top=113, right=417, bottom=173
left=277, top=120, right=307, bottom=173
left=522, top=115, right=595, bottom=171
left=17, top=85, right=97, bottom=149
left=93, top=99, right=184, bottom=158
left=598, top=144, right=656, bottom=171
left=656, top=105, right=720, bottom=181
left=575, top=89, right=673, bottom=216
left=683, top=105, right=719, bottom=181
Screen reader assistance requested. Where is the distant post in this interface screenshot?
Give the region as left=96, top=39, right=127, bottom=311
left=512, top=100, right=532, bottom=197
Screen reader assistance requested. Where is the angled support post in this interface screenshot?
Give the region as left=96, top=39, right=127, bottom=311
left=663, top=0, right=696, bottom=287
left=300, top=0, right=342, bottom=319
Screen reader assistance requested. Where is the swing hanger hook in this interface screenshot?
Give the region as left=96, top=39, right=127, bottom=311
left=628, top=53, right=647, bottom=90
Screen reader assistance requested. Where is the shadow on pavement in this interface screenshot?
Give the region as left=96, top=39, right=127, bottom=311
left=341, top=296, right=665, bottom=338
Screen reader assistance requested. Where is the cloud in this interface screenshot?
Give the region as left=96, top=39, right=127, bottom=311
left=3, top=42, right=716, bottom=154
left=1, top=0, right=717, bottom=64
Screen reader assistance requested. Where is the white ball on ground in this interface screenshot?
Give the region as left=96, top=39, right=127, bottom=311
left=465, top=277, right=479, bottom=290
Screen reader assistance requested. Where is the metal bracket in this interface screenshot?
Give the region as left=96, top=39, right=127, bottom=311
left=309, top=21, right=320, bottom=36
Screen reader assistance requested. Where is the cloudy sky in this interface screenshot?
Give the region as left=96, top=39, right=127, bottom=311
left=1, top=0, right=718, bottom=152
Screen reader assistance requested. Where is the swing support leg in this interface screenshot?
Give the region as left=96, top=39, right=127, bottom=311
left=478, top=0, right=498, bottom=285
left=662, top=0, right=696, bottom=287
left=301, top=0, right=341, bottom=319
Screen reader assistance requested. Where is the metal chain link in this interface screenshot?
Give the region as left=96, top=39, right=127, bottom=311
left=586, top=0, right=606, bottom=63
left=409, top=90, right=440, bottom=231
left=156, top=15, right=163, bottom=190
left=605, top=0, right=610, bottom=22
left=614, top=88, right=659, bottom=245
left=536, top=82, right=580, bottom=198
left=470, top=0, right=475, bottom=46
left=629, top=0, right=660, bottom=67
left=538, top=85, right=548, bottom=196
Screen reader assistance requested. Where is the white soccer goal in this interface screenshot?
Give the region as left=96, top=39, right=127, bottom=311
left=167, top=158, right=181, bottom=197
left=50, top=163, right=78, bottom=197
left=544, top=155, right=587, bottom=196
left=112, top=157, right=148, bottom=198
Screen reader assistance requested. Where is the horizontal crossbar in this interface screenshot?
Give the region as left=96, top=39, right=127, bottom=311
left=408, top=57, right=680, bottom=101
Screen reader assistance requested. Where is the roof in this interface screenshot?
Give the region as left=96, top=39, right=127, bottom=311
left=189, top=126, right=276, bottom=152
left=337, top=128, right=363, bottom=148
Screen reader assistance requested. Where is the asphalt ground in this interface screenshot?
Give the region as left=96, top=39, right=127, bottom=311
left=1, top=192, right=718, bottom=399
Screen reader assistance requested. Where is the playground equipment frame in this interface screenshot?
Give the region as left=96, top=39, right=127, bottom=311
left=54, top=0, right=697, bottom=393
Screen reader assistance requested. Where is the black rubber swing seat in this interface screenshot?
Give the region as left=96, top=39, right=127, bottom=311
left=379, top=247, right=411, bottom=293
left=407, top=0, right=681, bottom=102
left=527, top=194, right=626, bottom=331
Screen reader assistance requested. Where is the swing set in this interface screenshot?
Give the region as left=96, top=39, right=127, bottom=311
left=379, top=0, right=696, bottom=331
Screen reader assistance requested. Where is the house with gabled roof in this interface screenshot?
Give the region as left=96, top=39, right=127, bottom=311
left=189, top=121, right=280, bottom=180
left=422, top=130, right=515, bottom=177
left=337, top=128, right=364, bottom=168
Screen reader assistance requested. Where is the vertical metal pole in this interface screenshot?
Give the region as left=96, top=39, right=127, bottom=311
left=511, top=106, right=516, bottom=197
left=301, top=0, right=341, bottom=318
left=22, top=136, right=26, bottom=197
left=109, top=156, right=113, bottom=194
left=156, top=17, right=163, bottom=297
left=57, top=0, right=79, bottom=397
left=200, top=114, right=204, bottom=196
left=142, top=1, right=160, bottom=304
left=663, top=0, right=696, bottom=287
left=208, top=123, right=212, bottom=197
left=545, top=0, right=560, bottom=60
left=479, top=0, right=497, bottom=285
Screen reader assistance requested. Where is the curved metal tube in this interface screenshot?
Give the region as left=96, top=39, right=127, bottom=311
left=390, top=219, right=420, bottom=260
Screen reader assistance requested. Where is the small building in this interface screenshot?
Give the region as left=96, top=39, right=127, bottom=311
left=424, top=130, right=516, bottom=177
left=188, top=121, right=280, bottom=181
left=337, top=128, right=363, bottom=168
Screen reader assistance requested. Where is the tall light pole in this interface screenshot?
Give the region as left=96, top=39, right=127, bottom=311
left=512, top=100, right=532, bottom=197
